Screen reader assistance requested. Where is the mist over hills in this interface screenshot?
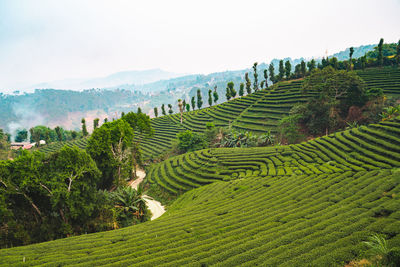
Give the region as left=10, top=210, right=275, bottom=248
left=27, top=68, right=185, bottom=92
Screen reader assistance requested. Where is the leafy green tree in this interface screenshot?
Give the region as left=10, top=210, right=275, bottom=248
left=81, top=118, right=88, bottom=137
left=191, top=96, right=196, bottom=110
left=284, top=60, right=291, bottom=79
left=55, top=126, right=62, bottom=141
left=71, top=131, right=78, bottom=139
left=307, top=59, right=316, bottom=73
left=329, top=57, right=338, bottom=70
left=260, top=80, right=265, bottom=89
left=213, top=86, right=219, bottom=103
left=186, top=103, right=190, bottom=112
left=168, top=104, right=173, bottom=114
left=154, top=107, right=158, bottom=117
left=227, top=81, right=236, bottom=98
left=377, top=38, right=384, bottom=66
left=245, top=72, right=252, bottom=94
left=182, top=99, right=186, bottom=110
left=93, top=118, right=100, bottom=130
left=396, top=40, right=400, bottom=66
left=104, top=118, right=108, bottom=123
left=137, top=107, right=142, bottom=114
left=208, top=90, right=213, bottom=106
left=300, top=60, right=307, bottom=77
left=225, top=86, right=231, bottom=101
left=278, top=60, right=285, bottom=81
left=269, top=63, right=276, bottom=84
left=161, top=104, right=166, bottom=115
left=252, top=62, right=259, bottom=91
left=197, top=89, right=203, bottom=109
left=15, top=129, right=28, bottom=142
left=300, top=66, right=367, bottom=135
left=87, top=120, right=135, bottom=189
left=176, top=130, right=206, bottom=152
left=239, top=82, right=244, bottom=96
left=263, top=69, right=268, bottom=88
left=349, top=47, right=354, bottom=70
left=361, top=55, right=367, bottom=70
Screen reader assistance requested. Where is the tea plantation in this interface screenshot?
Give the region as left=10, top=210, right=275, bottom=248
left=136, top=67, right=400, bottom=159
left=1, top=117, right=399, bottom=266
left=38, top=67, right=400, bottom=159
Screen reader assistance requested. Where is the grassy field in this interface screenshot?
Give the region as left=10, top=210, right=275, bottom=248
left=1, top=116, right=399, bottom=266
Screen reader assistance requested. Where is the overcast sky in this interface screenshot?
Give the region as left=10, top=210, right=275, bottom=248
left=0, top=0, right=399, bottom=91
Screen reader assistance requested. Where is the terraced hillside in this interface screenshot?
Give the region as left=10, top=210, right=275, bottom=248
left=137, top=67, right=400, bottom=159
left=1, top=118, right=399, bottom=266
left=147, top=116, right=400, bottom=194
left=36, top=137, right=88, bottom=154
left=38, top=67, right=400, bottom=159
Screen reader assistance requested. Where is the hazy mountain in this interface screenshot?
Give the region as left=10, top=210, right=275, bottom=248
left=29, top=69, right=186, bottom=91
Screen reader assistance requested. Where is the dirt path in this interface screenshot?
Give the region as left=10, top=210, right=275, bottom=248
left=129, top=170, right=165, bottom=220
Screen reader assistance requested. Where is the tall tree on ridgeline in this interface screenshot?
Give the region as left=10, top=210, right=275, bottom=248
left=307, top=59, right=316, bottom=73
left=396, top=40, right=400, bottom=66
left=263, top=69, right=268, bottom=88
left=161, top=104, right=166, bottom=115
left=168, top=104, right=173, bottom=114
left=239, top=82, right=244, bottom=96
left=252, top=62, right=258, bottom=91
left=377, top=38, right=384, bottom=67
left=278, top=60, right=285, bottom=81
left=182, top=99, right=186, bottom=110
left=213, top=86, right=219, bottom=103
left=208, top=89, right=213, bottom=106
left=185, top=104, right=190, bottom=112
left=191, top=96, right=196, bottom=110
left=245, top=72, right=252, bottom=94
left=361, top=55, right=367, bottom=70
left=285, top=60, right=292, bottom=79
left=227, top=81, right=236, bottom=98
left=260, top=80, right=265, bottom=89
left=197, top=89, right=203, bottom=109
left=81, top=118, right=88, bottom=137
left=55, top=126, right=62, bottom=141
left=349, top=47, right=354, bottom=70
left=300, top=60, right=307, bottom=77
left=93, top=118, right=99, bottom=130
left=137, top=107, right=142, bottom=114
left=154, top=107, right=158, bottom=117
left=269, top=63, right=276, bottom=84
left=225, top=86, right=231, bottom=101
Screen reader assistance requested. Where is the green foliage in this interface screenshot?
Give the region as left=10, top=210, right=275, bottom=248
left=186, top=103, right=190, bottom=112
left=111, top=186, right=150, bottom=227
left=213, top=86, right=219, bottom=103
left=252, top=62, right=258, bottom=91
left=154, top=107, right=158, bottom=117
left=263, top=69, right=268, bottom=88
left=278, top=111, right=305, bottom=143
left=239, top=83, right=244, bottom=97
left=197, top=89, right=203, bottom=109
left=245, top=72, right=252, bottom=94
left=227, top=81, right=236, bottom=99
left=161, top=104, right=166, bottom=116
left=93, top=118, right=100, bottom=130
left=269, top=63, right=276, bottom=84
left=176, top=130, right=207, bottom=152
left=81, top=118, right=88, bottom=137
left=191, top=96, right=196, bottom=110
left=284, top=60, right=291, bottom=79
left=363, top=234, right=400, bottom=266
left=15, top=129, right=28, bottom=142
left=208, top=89, right=213, bottom=106
left=168, top=104, right=173, bottom=114
left=0, top=146, right=111, bottom=248
left=278, top=60, right=285, bottom=81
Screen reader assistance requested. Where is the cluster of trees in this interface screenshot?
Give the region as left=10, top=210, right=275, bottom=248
left=279, top=66, right=387, bottom=143
left=0, top=111, right=153, bottom=248
left=14, top=126, right=83, bottom=144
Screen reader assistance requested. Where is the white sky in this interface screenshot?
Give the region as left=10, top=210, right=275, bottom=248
left=0, top=0, right=399, bottom=91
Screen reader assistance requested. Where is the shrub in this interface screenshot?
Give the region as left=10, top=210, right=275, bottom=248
left=177, top=130, right=207, bottom=152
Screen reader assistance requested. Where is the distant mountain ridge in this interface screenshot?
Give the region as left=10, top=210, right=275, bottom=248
left=29, top=69, right=186, bottom=91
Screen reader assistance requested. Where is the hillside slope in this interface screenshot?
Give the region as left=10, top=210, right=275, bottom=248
left=1, top=118, right=399, bottom=266
left=136, top=67, right=400, bottom=159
